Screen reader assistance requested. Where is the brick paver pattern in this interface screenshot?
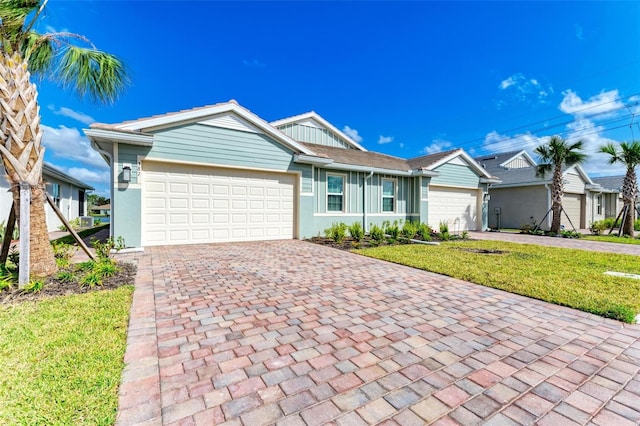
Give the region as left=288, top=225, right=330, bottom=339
left=116, top=240, right=640, bottom=425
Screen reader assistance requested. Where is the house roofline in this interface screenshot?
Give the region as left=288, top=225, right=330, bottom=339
left=425, top=149, right=496, bottom=179
left=90, top=101, right=317, bottom=156
left=499, top=150, right=536, bottom=168
left=43, top=163, right=94, bottom=190
left=270, top=111, right=368, bottom=152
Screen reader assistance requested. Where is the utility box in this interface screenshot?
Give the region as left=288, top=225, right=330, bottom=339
left=494, top=207, right=501, bottom=215
left=79, top=216, right=94, bottom=228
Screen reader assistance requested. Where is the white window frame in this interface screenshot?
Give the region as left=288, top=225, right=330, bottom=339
left=381, top=178, right=397, bottom=213
left=596, top=194, right=602, bottom=215
left=49, top=182, right=61, bottom=207
left=327, top=173, right=346, bottom=213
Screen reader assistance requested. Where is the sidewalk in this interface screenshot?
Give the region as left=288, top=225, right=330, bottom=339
left=469, top=230, right=640, bottom=256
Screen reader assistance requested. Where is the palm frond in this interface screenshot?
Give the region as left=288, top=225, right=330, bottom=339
left=0, top=0, right=42, bottom=51
left=57, top=46, right=128, bottom=104
left=535, top=163, right=552, bottom=179
left=599, top=143, right=620, bottom=165
left=21, top=31, right=54, bottom=73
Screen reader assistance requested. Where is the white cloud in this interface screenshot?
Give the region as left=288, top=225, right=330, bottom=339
left=60, top=167, right=110, bottom=184
left=483, top=131, right=548, bottom=155
left=423, top=139, right=452, bottom=155
left=378, top=135, right=393, bottom=144
left=42, top=125, right=108, bottom=169
left=559, top=89, right=623, bottom=117
left=342, top=125, right=363, bottom=143
left=498, top=73, right=552, bottom=104
left=49, top=105, right=95, bottom=125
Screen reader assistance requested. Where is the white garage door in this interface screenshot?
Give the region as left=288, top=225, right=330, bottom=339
left=561, top=193, right=581, bottom=230
left=429, top=186, right=479, bottom=231
left=142, top=162, right=295, bottom=246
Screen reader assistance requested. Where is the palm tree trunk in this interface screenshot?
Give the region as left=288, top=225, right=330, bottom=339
left=0, top=51, right=56, bottom=277
left=551, top=165, right=564, bottom=234
left=622, top=169, right=638, bottom=237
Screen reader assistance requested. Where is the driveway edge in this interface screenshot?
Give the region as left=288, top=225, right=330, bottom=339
left=116, top=253, right=162, bottom=425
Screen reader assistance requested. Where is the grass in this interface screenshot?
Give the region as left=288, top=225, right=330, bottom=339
left=582, top=235, right=640, bottom=245
left=0, top=286, right=134, bottom=425
left=355, top=240, right=640, bottom=323
left=52, top=223, right=109, bottom=245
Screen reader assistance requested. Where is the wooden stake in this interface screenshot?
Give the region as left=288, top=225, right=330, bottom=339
left=46, top=194, right=96, bottom=261
left=19, top=182, right=30, bottom=288
left=0, top=201, right=16, bottom=266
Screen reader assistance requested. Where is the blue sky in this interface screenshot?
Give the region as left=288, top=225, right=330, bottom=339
left=35, top=1, right=640, bottom=196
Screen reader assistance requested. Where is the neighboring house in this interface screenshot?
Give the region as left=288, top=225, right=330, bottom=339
left=85, top=100, right=500, bottom=248
left=90, top=203, right=111, bottom=215
left=592, top=175, right=639, bottom=220
left=0, top=163, right=94, bottom=231
left=476, top=150, right=617, bottom=230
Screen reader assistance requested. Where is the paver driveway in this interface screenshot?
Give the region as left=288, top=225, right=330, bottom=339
left=117, top=240, right=640, bottom=425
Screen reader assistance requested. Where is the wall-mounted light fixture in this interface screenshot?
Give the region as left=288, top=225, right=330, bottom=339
left=122, top=165, right=132, bottom=183
left=483, top=193, right=491, bottom=202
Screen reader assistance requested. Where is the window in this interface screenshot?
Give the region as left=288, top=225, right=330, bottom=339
left=50, top=183, right=61, bottom=207
left=596, top=195, right=602, bottom=215
left=327, top=174, right=344, bottom=212
left=382, top=179, right=395, bottom=212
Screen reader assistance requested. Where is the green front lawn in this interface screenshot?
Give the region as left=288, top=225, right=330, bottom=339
left=582, top=235, right=640, bottom=245
left=356, top=241, right=640, bottom=323
left=52, top=223, right=109, bottom=245
left=0, top=286, right=133, bottom=425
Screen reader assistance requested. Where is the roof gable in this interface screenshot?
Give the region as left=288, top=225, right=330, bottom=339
left=271, top=112, right=368, bottom=152
left=90, top=100, right=316, bottom=156
left=410, top=149, right=495, bottom=179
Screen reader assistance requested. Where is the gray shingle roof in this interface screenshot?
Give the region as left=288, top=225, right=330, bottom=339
left=474, top=151, right=524, bottom=174
left=407, top=149, right=461, bottom=169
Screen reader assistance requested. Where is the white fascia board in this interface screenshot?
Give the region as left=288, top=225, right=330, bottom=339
left=499, top=150, right=536, bottom=167
left=293, top=154, right=334, bottom=166
left=114, top=102, right=316, bottom=156
left=84, top=128, right=154, bottom=146
left=271, top=111, right=368, bottom=152
left=480, top=177, right=502, bottom=184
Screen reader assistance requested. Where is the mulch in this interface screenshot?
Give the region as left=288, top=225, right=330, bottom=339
left=0, top=262, right=136, bottom=304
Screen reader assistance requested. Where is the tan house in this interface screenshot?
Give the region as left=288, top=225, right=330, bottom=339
left=475, top=150, right=618, bottom=230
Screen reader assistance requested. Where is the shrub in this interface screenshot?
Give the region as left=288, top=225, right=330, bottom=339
left=400, top=221, right=418, bottom=240
left=383, top=220, right=401, bottom=240
left=416, top=223, right=432, bottom=241
left=95, top=260, right=118, bottom=278
left=92, top=238, right=115, bottom=260
left=635, top=218, right=640, bottom=232
left=94, top=218, right=102, bottom=226
left=56, top=270, right=76, bottom=283
left=23, top=279, right=44, bottom=293
left=324, top=222, right=348, bottom=244
left=77, top=261, right=96, bottom=272
left=348, top=222, right=364, bottom=242
left=52, top=241, right=77, bottom=268
left=369, top=224, right=385, bottom=243
left=80, top=271, right=102, bottom=288
left=440, top=231, right=450, bottom=241
left=590, top=220, right=607, bottom=235
left=7, top=245, right=19, bottom=270
left=439, top=221, right=449, bottom=234
left=461, top=230, right=469, bottom=239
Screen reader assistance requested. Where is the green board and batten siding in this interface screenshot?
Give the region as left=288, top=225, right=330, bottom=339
left=277, top=123, right=354, bottom=149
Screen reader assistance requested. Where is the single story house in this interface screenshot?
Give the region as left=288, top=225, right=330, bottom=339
left=592, top=175, right=639, bottom=220
left=90, top=203, right=111, bottom=215
left=85, top=100, right=500, bottom=248
left=475, top=150, right=617, bottom=230
left=0, top=163, right=94, bottom=231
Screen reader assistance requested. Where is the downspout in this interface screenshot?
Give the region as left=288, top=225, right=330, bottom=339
left=91, top=141, right=114, bottom=239
left=364, top=171, right=374, bottom=232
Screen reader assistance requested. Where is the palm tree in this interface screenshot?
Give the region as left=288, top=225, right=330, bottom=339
left=0, top=0, right=127, bottom=277
left=599, top=141, right=640, bottom=237
left=535, top=136, right=587, bottom=234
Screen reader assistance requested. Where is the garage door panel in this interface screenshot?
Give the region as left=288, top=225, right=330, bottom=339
left=561, top=194, right=581, bottom=229
left=429, top=186, right=479, bottom=231
left=143, top=162, right=294, bottom=246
